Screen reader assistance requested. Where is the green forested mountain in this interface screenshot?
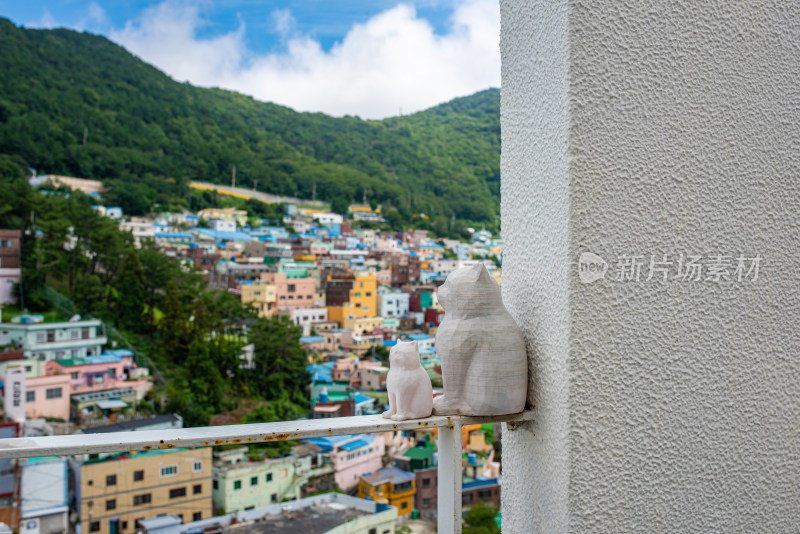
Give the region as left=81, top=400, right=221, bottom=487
left=0, top=18, right=500, bottom=224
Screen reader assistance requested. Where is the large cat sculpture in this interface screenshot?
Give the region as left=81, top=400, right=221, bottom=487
left=382, top=339, right=433, bottom=421
left=432, top=263, right=528, bottom=416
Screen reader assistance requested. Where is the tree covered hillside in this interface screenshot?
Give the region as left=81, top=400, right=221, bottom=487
left=0, top=18, right=500, bottom=225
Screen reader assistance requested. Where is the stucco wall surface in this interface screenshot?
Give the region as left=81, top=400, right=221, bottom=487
left=500, top=1, right=800, bottom=532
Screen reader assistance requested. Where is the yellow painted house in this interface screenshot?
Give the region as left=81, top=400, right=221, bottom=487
left=358, top=467, right=416, bottom=516
left=350, top=274, right=377, bottom=317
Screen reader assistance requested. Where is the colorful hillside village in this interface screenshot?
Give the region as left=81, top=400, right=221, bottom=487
left=0, top=193, right=505, bottom=534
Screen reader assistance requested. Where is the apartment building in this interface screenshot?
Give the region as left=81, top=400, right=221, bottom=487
left=73, top=448, right=212, bottom=534
left=239, top=283, right=277, bottom=318
left=259, top=272, right=315, bottom=313
left=378, top=293, right=410, bottom=318
left=211, top=448, right=297, bottom=513
left=0, top=319, right=106, bottom=361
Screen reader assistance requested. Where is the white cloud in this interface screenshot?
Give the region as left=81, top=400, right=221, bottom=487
left=110, top=0, right=500, bottom=119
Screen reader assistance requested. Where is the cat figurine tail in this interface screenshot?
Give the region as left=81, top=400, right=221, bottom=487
left=382, top=339, right=433, bottom=421
left=433, top=263, right=528, bottom=416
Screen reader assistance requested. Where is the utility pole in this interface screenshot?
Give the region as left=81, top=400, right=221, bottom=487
left=232, top=164, right=236, bottom=188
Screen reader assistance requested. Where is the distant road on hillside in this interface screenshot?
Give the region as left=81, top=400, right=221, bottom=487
left=189, top=182, right=329, bottom=208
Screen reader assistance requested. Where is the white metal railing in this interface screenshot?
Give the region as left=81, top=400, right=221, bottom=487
left=0, top=410, right=534, bottom=533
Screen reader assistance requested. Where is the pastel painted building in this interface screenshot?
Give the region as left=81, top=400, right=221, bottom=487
left=349, top=274, right=377, bottom=317
left=0, top=319, right=106, bottom=361
left=20, top=457, right=68, bottom=534
left=24, top=373, right=71, bottom=421
left=357, top=467, right=416, bottom=517
left=212, top=448, right=297, bottom=513
left=45, top=351, right=150, bottom=399
left=260, top=272, right=316, bottom=313
left=378, top=293, right=410, bottom=319
left=239, top=282, right=277, bottom=318
left=305, top=435, right=385, bottom=492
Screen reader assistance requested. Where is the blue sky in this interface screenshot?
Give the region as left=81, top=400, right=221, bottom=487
left=0, top=1, right=500, bottom=119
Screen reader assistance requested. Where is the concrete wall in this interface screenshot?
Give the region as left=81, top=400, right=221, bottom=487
left=500, top=1, right=800, bottom=532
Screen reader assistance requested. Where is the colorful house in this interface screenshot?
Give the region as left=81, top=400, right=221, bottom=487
left=44, top=351, right=151, bottom=399
left=305, top=435, right=385, bottom=492
left=358, top=467, right=416, bottom=516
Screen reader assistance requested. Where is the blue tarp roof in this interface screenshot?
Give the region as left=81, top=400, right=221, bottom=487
left=299, top=336, right=325, bottom=344
left=408, top=333, right=433, bottom=341
left=383, top=340, right=397, bottom=347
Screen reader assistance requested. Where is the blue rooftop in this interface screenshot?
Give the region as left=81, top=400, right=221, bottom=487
left=354, top=393, right=372, bottom=404
left=383, top=340, right=397, bottom=347
left=462, top=478, right=499, bottom=490
left=155, top=232, right=194, bottom=239
left=196, top=228, right=254, bottom=241
left=407, top=333, right=433, bottom=341
left=299, top=336, right=325, bottom=344
left=304, top=434, right=376, bottom=452
left=339, top=439, right=369, bottom=451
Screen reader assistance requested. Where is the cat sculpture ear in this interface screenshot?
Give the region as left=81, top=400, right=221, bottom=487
left=472, top=263, right=493, bottom=283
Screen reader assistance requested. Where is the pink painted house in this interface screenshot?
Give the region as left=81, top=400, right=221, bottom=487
left=260, top=272, right=316, bottom=313
left=305, top=434, right=385, bottom=491
left=44, top=351, right=151, bottom=400
left=25, top=374, right=71, bottom=421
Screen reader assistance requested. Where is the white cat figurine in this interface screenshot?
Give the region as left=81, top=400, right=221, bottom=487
left=433, top=263, right=527, bottom=416
left=382, top=340, right=433, bottom=421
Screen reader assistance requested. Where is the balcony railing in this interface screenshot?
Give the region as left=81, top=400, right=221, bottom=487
left=0, top=410, right=534, bottom=533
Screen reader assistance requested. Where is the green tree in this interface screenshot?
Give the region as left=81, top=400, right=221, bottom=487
left=186, top=337, right=225, bottom=410
left=463, top=502, right=501, bottom=534
left=159, top=280, right=188, bottom=362
left=114, top=249, right=145, bottom=331
left=72, top=273, right=105, bottom=316
left=249, top=317, right=310, bottom=405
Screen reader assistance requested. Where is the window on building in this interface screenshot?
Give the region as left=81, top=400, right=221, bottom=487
left=271, top=494, right=278, bottom=503
left=213, top=480, right=218, bottom=490
left=192, top=512, right=202, bottom=522
left=401, top=502, right=408, bottom=509
left=234, top=480, right=242, bottom=490
left=366, top=292, right=372, bottom=297
left=288, top=284, right=296, bottom=292
left=70, top=372, right=79, bottom=379
left=55, top=351, right=65, bottom=358
left=106, top=499, right=116, bottom=511
left=369, top=529, right=377, bottom=534
left=193, top=461, right=202, bottom=472
left=266, top=473, right=272, bottom=482
left=160, top=465, right=178, bottom=477
left=169, top=487, right=187, bottom=499
left=134, top=470, right=144, bottom=481
left=25, top=391, right=34, bottom=402
left=133, top=493, right=152, bottom=506
left=82, top=327, right=90, bottom=339
left=193, top=484, right=202, bottom=495
left=250, top=476, right=258, bottom=486
left=36, top=332, right=46, bottom=343
left=422, top=498, right=432, bottom=508
left=71, top=330, right=79, bottom=340
left=122, top=522, right=128, bottom=530
left=106, top=474, right=117, bottom=486
left=47, top=330, right=55, bottom=342
left=90, top=522, right=100, bottom=532
left=422, top=478, right=431, bottom=488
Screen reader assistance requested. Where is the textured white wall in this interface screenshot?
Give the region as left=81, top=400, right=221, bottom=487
left=500, top=1, right=800, bottom=532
